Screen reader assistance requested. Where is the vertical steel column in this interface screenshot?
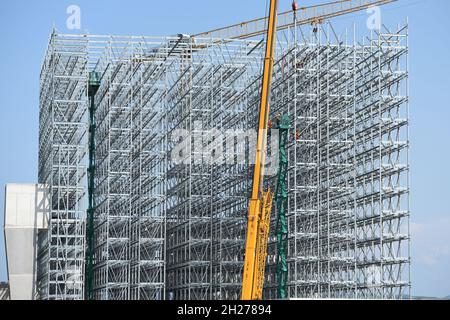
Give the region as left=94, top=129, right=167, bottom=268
left=86, top=71, right=101, bottom=300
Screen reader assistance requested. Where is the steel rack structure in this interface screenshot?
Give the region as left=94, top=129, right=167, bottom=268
left=262, top=22, right=410, bottom=299
left=37, top=20, right=410, bottom=300
left=91, top=36, right=174, bottom=300
left=88, top=35, right=263, bottom=300
left=37, top=32, right=89, bottom=300
left=164, top=39, right=263, bottom=300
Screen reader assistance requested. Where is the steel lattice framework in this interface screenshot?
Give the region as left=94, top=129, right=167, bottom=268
left=37, top=33, right=89, bottom=300
left=37, top=20, right=410, bottom=300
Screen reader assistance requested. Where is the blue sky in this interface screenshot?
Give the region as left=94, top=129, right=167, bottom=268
left=0, top=0, right=449, bottom=298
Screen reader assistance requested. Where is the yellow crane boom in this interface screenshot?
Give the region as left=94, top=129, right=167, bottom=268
left=241, top=0, right=279, bottom=301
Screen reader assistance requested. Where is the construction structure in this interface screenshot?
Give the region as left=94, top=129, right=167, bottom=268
left=36, top=2, right=410, bottom=300
left=0, top=282, right=10, bottom=300
left=37, top=34, right=88, bottom=299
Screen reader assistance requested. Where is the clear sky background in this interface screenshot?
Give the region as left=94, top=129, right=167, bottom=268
left=0, top=0, right=449, bottom=298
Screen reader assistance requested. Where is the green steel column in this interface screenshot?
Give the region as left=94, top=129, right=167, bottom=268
left=274, top=114, right=290, bottom=299
left=86, top=71, right=100, bottom=300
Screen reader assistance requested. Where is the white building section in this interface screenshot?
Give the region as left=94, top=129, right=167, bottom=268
left=3, top=184, right=49, bottom=300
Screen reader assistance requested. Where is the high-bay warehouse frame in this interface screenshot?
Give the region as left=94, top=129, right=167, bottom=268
left=37, top=21, right=410, bottom=300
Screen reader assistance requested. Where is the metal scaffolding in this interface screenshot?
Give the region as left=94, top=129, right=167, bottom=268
left=164, top=38, right=263, bottom=300
left=37, top=19, right=410, bottom=300
left=37, top=32, right=89, bottom=300
left=264, top=22, right=410, bottom=299
left=87, top=35, right=263, bottom=300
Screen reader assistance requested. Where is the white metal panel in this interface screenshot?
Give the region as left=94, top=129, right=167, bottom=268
left=3, top=183, right=49, bottom=300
